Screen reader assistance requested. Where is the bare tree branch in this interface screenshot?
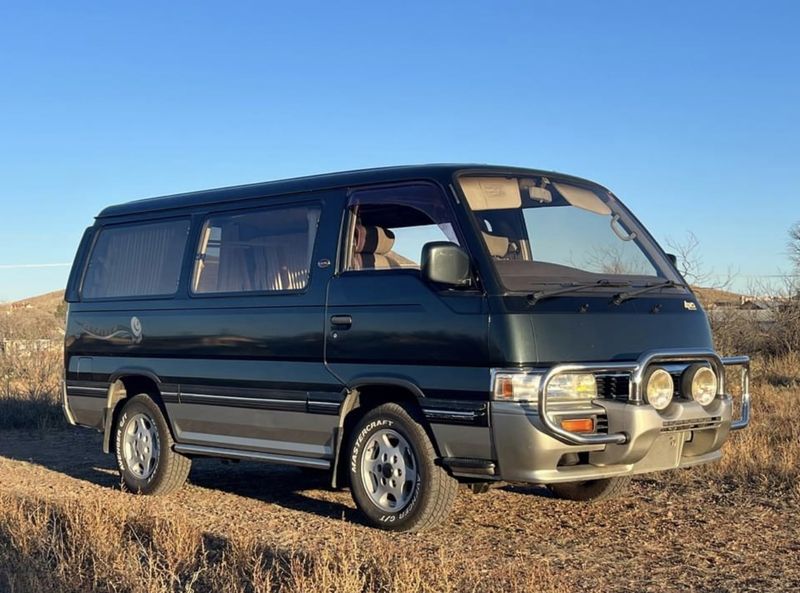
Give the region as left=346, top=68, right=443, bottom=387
left=789, top=222, right=800, bottom=272
left=665, top=231, right=733, bottom=289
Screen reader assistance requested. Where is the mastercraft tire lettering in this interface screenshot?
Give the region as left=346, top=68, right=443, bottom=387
left=115, top=394, right=191, bottom=495
left=347, top=402, right=458, bottom=532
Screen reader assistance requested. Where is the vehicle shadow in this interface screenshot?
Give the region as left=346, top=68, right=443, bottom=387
left=0, top=427, right=554, bottom=522
left=497, top=483, right=554, bottom=498
left=187, top=461, right=359, bottom=523
left=0, top=428, right=359, bottom=523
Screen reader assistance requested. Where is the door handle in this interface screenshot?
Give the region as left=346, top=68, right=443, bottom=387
left=330, top=315, right=353, bottom=328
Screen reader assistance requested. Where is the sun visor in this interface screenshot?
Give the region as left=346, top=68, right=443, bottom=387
left=553, top=182, right=611, bottom=215
left=460, top=177, right=521, bottom=211
left=527, top=185, right=553, bottom=203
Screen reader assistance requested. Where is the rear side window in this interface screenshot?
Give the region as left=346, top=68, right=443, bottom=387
left=82, top=219, right=190, bottom=299
left=192, top=204, right=320, bottom=294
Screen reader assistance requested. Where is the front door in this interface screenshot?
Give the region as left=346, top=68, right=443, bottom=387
left=324, top=183, right=489, bottom=404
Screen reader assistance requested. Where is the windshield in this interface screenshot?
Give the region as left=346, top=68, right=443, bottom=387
left=458, top=175, right=682, bottom=291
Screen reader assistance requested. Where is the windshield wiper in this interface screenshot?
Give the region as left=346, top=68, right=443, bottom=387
left=528, top=279, right=632, bottom=305
left=611, top=280, right=687, bottom=305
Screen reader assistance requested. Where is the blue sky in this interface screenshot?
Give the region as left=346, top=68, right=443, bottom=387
left=0, top=1, right=798, bottom=301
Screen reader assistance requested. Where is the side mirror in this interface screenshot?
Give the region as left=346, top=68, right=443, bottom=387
left=666, top=253, right=678, bottom=266
left=421, top=242, right=473, bottom=288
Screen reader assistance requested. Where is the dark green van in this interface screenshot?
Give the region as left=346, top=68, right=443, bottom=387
left=63, top=165, right=750, bottom=531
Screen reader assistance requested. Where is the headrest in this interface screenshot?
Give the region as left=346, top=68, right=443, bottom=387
left=354, top=225, right=395, bottom=255
left=482, top=231, right=509, bottom=258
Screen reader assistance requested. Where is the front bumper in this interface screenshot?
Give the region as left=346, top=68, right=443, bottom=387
left=491, top=349, right=750, bottom=484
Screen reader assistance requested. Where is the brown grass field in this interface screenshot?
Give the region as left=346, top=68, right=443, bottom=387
left=0, top=295, right=799, bottom=592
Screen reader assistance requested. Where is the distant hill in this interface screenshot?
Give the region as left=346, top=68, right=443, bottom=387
left=8, top=291, right=65, bottom=313
left=2, top=290, right=66, bottom=337
left=692, top=286, right=744, bottom=308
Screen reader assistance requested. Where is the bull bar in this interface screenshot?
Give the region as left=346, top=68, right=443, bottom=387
left=536, top=348, right=751, bottom=446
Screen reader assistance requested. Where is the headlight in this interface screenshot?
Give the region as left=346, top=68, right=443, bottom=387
left=492, top=371, right=596, bottom=402
left=645, top=367, right=674, bottom=410
left=546, top=373, right=597, bottom=400
left=682, top=364, right=717, bottom=406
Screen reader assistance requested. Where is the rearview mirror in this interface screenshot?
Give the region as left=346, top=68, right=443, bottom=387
left=421, top=242, right=472, bottom=288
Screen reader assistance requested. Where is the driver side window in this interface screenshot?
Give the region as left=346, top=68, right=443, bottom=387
left=344, top=184, right=461, bottom=271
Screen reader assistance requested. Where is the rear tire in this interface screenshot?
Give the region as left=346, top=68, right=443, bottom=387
left=547, top=476, right=631, bottom=502
left=115, top=394, right=191, bottom=495
left=348, top=402, right=458, bottom=532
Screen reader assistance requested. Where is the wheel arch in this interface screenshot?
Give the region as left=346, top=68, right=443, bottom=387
left=330, top=378, right=441, bottom=488
left=102, top=369, right=169, bottom=454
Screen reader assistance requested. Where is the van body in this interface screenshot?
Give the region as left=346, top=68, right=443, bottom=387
left=63, top=165, right=751, bottom=531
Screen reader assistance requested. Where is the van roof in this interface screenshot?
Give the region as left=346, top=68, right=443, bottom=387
left=96, top=164, right=607, bottom=219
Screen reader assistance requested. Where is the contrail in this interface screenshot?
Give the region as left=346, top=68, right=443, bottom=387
left=0, top=263, right=71, bottom=269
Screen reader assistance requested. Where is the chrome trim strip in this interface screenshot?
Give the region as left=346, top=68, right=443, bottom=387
left=180, top=392, right=301, bottom=405
left=308, top=401, right=340, bottom=407
left=422, top=408, right=477, bottom=417
left=66, top=386, right=107, bottom=392
left=172, top=444, right=330, bottom=469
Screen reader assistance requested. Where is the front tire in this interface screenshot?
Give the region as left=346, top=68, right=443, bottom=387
left=547, top=476, right=631, bottom=502
left=115, top=394, right=191, bottom=495
left=348, top=403, right=458, bottom=532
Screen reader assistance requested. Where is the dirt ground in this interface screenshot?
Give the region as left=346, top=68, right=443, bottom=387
left=1, top=428, right=797, bottom=593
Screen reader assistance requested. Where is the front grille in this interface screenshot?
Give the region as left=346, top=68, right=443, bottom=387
left=670, top=372, right=683, bottom=398
left=595, top=415, right=609, bottom=434
left=596, top=374, right=630, bottom=401
left=596, top=365, right=692, bottom=402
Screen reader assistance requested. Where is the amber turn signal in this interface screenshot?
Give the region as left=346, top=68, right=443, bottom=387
left=497, top=376, right=515, bottom=400
left=560, top=418, right=594, bottom=433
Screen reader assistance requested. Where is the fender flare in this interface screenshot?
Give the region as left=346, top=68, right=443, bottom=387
left=329, top=376, right=426, bottom=488
left=102, top=368, right=163, bottom=454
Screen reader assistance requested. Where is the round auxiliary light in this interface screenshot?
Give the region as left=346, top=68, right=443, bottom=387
left=645, top=368, right=674, bottom=410
left=682, top=364, right=718, bottom=406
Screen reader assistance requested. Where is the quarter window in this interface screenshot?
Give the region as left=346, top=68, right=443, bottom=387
left=192, top=205, right=320, bottom=294
left=82, top=219, right=189, bottom=299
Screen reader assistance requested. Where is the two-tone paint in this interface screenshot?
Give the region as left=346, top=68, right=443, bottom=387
left=63, top=164, right=749, bottom=485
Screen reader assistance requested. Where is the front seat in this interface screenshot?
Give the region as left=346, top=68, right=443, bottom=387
left=352, top=225, right=415, bottom=270
left=482, top=231, right=510, bottom=258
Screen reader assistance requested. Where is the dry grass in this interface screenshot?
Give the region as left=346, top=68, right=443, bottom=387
left=1, top=357, right=797, bottom=591
left=690, top=354, right=800, bottom=499
left=0, top=492, right=565, bottom=593
left=1, top=297, right=65, bottom=431
left=0, top=349, right=63, bottom=430
left=1, top=299, right=799, bottom=592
